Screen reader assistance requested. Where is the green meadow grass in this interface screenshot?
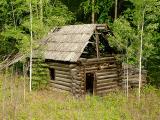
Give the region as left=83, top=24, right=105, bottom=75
left=0, top=75, right=160, bottom=120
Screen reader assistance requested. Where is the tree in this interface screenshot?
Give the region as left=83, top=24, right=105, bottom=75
left=109, top=0, right=160, bottom=90
left=115, top=0, right=118, bottom=20
left=29, top=0, right=33, bottom=92
left=0, top=0, right=75, bottom=61
left=80, top=0, right=114, bottom=23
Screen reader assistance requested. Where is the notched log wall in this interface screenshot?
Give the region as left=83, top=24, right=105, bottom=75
left=47, top=56, right=122, bottom=96
left=48, top=62, right=77, bottom=92
left=121, top=65, right=147, bottom=89
left=80, top=56, right=122, bottom=96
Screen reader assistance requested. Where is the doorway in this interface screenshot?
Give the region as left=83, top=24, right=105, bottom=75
left=86, top=73, right=95, bottom=94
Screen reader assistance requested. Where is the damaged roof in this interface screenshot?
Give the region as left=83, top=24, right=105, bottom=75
left=40, top=24, right=108, bottom=62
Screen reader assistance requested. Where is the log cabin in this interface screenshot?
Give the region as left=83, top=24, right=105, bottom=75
left=35, top=24, right=122, bottom=96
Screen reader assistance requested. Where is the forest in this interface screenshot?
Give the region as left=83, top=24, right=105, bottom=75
left=0, top=0, right=160, bottom=119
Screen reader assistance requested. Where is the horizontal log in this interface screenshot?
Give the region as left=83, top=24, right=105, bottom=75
left=130, top=83, right=145, bottom=88
left=121, top=79, right=146, bottom=84
left=72, top=83, right=81, bottom=89
left=72, top=80, right=82, bottom=85
left=84, top=70, right=97, bottom=73
left=72, top=76, right=82, bottom=81
left=48, top=64, right=69, bottom=68
left=55, top=77, right=72, bottom=83
left=85, top=67, right=98, bottom=71
left=97, top=85, right=118, bottom=91
left=97, top=81, right=118, bottom=88
left=122, top=77, right=146, bottom=81
left=76, top=73, right=84, bottom=77
left=96, top=68, right=118, bottom=73
left=49, top=80, right=55, bottom=83
left=56, top=73, right=71, bottom=79
left=97, top=74, right=118, bottom=80
left=96, top=71, right=117, bottom=76
left=56, top=70, right=71, bottom=75
left=69, top=64, right=77, bottom=68
left=86, top=57, right=115, bottom=62
left=71, top=68, right=79, bottom=72
left=75, top=89, right=85, bottom=93
left=49, top=82, right=55, bottom=87
left=82, top=60, right=116, bottom=66
left=100, top=65, right=117, bottom=69
left=72, top=79, right=82, bottom=84
left=54, top=80, right=71, bottom=87
left=48, top=63, right=77, bottom=68
left=54, top=84, right=71, bottom=91
left=97, top=78, right=119, bottom=84
left=50, top=66, right=71, bottom=71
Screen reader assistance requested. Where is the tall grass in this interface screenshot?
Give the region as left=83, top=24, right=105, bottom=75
left=0, top=75, right=160, bottom=120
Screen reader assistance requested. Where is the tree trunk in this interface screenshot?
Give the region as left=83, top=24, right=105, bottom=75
left=11, top=1, right=16, bottom=29
left=126, top=56, right=129, bottom=99
left=138, top=9, right=145, bottom=102
left=10, top=65, right=14, bottom=103
left=2, top=68, right=7, bottom=120
left=115, top=0, right=118, bottom=20
left=40, top=0, right=43, bottom=23
left=29, top=0, right=33, bottom=92
left=23, top=63, right=26, bottom=104
left=92, top=0, right=95, bottom=23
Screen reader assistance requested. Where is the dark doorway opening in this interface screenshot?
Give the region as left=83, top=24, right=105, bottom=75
left=49, top=68, right=55, bottom=80
left=86, top=73, right=94, bottom=94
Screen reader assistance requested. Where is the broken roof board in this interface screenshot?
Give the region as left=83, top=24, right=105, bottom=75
left=41, top=24, right=107, bottom=62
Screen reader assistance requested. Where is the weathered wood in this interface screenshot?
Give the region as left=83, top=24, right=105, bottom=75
left=54, top=80, right=71, bottom=87
left=49, top=80, right=55, bottom=83
left=69, top=64, right=77, bottom=68
left=97, top=78, right=119, bottom=84
left=48, top=63, right=76, bottom=67
left=97, top=81, right=118, bottom=87
left=54, top=84, right=71, bottom=91
left=50, top=66, right=71, bottom=71
left=75, top=89, right=85, bottom=93
left=95, top=30, right=100, bottom=59
left=96, top=71, right=117, bottom=76
left=100, top=65, right=117, bottom=69
left=50, top=80, right=72, bottom=88
left=85, top=66, right=98, bottom=71
left=56, top=73, right=71, bottom=79
left=48, top=63, right=69, bottom=67
left=72, top=80, right=82, bottom=85
left=96, top=68, right=118, bottom=73
left=86, top=57, right=115, bottom=62
left=82, top=60, right=116, bottom=65
left=72, top=82, right=81, bottom=89
left=55, top=77, right=72, bottom=83
left=97, top=74, right=118, bottom=80
left=56, top=70, right=71, bottom=75
left=97, top=84, right=118, bottom=91
left=72, top=76, right=82, bottom=81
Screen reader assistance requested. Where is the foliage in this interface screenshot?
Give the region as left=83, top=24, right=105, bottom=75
left=0, top=0, right=75, bottom=60
left=32, top=58, right=50, bottom=90
left=80, top=0, right=114, bottom=23
left=108, top=17, right=137, bottom=64
left=107, top=0, right=160, bottom=86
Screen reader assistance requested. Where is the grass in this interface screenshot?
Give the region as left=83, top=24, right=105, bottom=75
left=0, top=75, right=160, bottom=120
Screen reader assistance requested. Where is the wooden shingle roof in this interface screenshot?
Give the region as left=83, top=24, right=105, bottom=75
left=41, top=24, right=107, bottom=62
